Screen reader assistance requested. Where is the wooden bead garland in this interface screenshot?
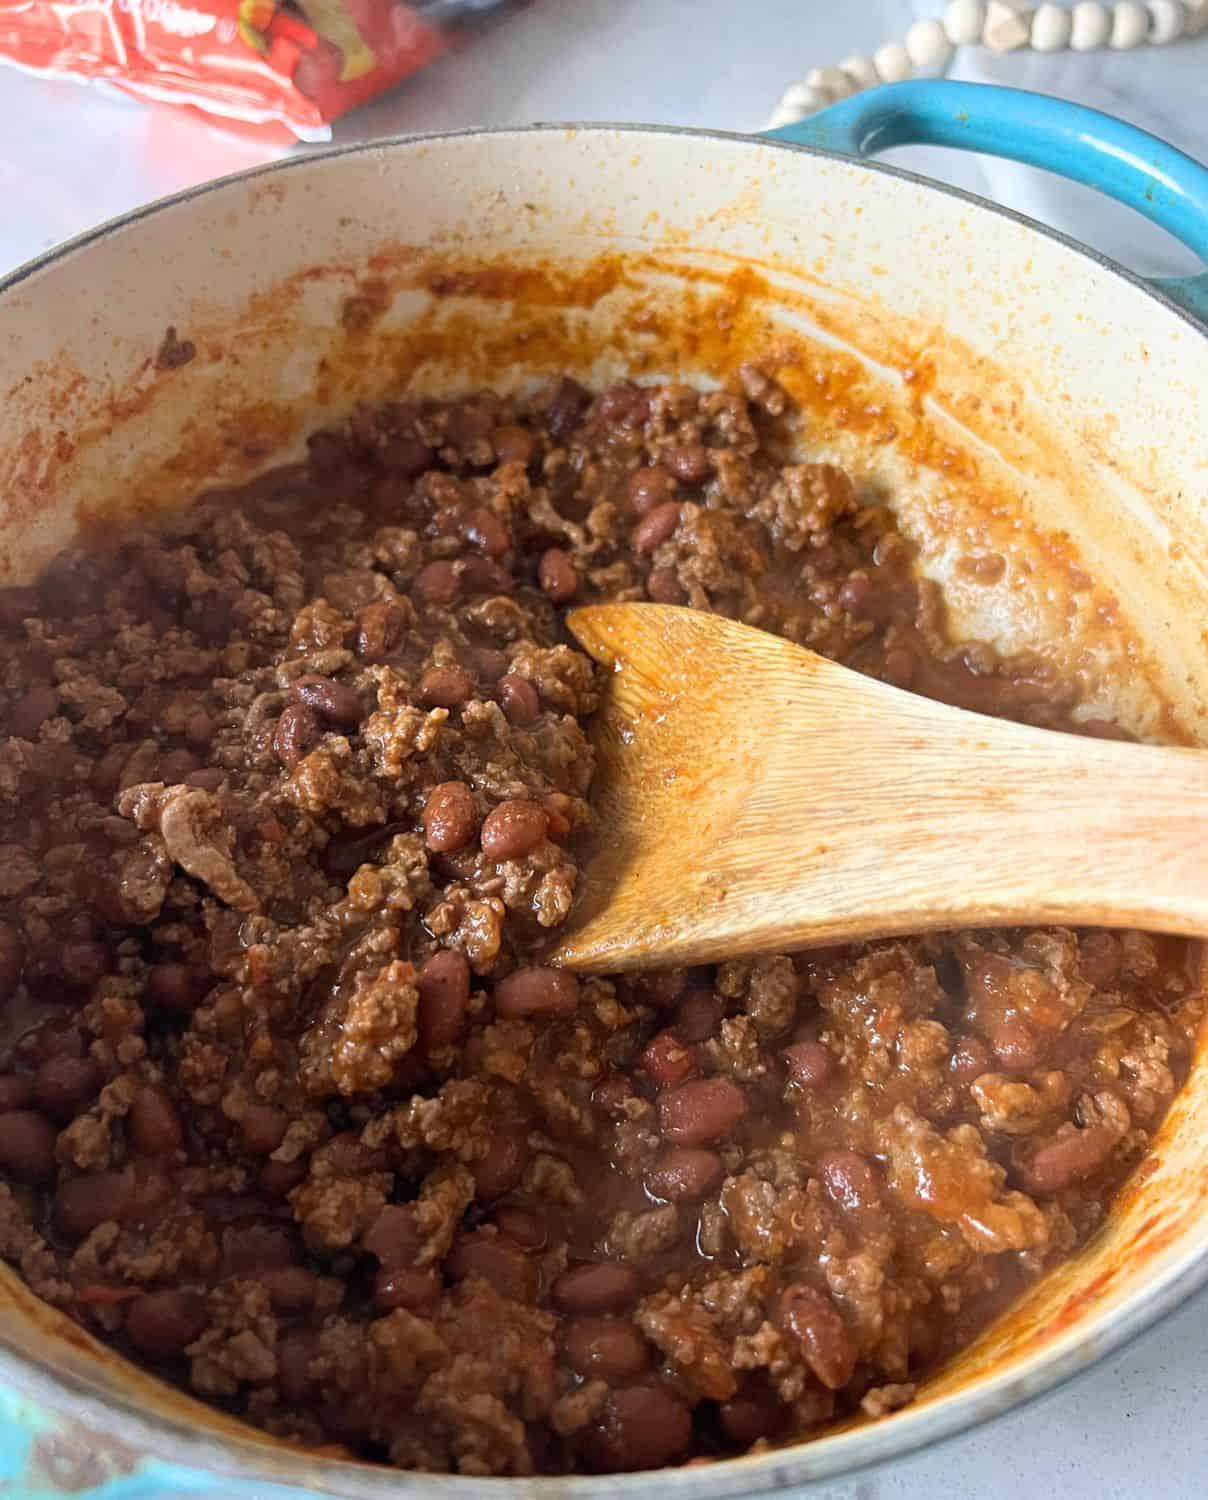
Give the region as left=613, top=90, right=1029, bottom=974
left=767, top=0, right=1207, bottom=128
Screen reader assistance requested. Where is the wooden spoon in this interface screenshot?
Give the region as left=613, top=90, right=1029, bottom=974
left=547, top=603, right=1208, bottom=973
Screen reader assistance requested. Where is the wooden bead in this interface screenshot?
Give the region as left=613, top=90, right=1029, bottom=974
left=768, top=83, right=830, bottom=127
left=807, top=65, right=854, bottom=100
left=1110, top=0, right=1149, bottom=45
left=1031, top=1, right=1074, bottom=46
left=766, top=103, right=807, bottom=129
left=782, top=82, right=829, bottom=111
left=1070, top=0, right=1113, bottom=46
left=906, top=18, right=956, bottom=71
left=839, top=54, right=881, bottom=93
left=1147, top=0, right=1185, bottom=40
left=944, top=0, right=988, bottom=44
left=984, top=1, right=1034, bottom=51
left=873, top=40, right=914, bottom=82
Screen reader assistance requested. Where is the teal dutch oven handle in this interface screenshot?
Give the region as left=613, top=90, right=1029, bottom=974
left=766, top=79, right=1208, bottom=325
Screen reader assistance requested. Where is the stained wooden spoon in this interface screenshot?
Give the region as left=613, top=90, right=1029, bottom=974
left=547, top=603, right=1208, bottom=973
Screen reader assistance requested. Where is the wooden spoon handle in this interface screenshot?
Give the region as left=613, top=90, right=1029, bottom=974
left=552, top=604, right=1208, bottom=972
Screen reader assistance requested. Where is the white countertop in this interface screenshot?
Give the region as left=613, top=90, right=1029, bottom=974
left=2, top=2, right=1206, bottom=1495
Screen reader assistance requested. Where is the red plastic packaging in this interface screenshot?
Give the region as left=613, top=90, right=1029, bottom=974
left=0, top=0, right=445, bottom=139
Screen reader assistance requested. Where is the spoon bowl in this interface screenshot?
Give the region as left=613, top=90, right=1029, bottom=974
left=549, top=603, right=1208, bottom=972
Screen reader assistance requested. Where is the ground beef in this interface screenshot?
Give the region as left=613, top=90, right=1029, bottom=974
left=0, top=371, right=1201, bottom=1476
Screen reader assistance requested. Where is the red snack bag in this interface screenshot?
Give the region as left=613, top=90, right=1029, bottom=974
left=0, top=0, right=445, bottom=139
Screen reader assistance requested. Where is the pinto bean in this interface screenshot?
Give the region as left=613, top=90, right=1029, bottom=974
left=644, top=1148, right=723, bottom=1204
left=53, top=1171, right=140, bottom=1240
left=362, top=1204, right=422, bottom=1269
left=33, top=1055, right=101, bottom=1121
left=379, top=431, right=433, bottom=474
left=276, top=1332, right=319, bottom=1403
left=645, top=566, right=685, bottom=604
left=492, top=424, right=535, bottom=465
left=990, top=1017, right=1045, bottom=1072
left=413, top=560, right=460, bottom=607
left=1079, top=931, right=1122, bottom=989
left=498, top=673, right=539, bottom=726
left=184, top=711, right=214, bottom=749
left=673, top=990, right=723, bottom=1043
left=657, top=1077, right=747, bottom=1146
left=817, top=1150, right=882, bottom=1213
left=157, top=749, right=200, bottom=785
left=257, top=1266, right=319, bottom=1312
left=221, top=1217, right=298, bottom=1276
left=418, top=665, right=474, bottom=710
left=355, top=600, right=405, bottom=661
left=320, top=1135, right=384, bottom=1179
left=125, top=1289, right=207, bottom=1361
left=626, top=465, right=677, bottom=517
left=948, top=1034, right=993, bottom=1085
left=124, top=1086, right=184, bottom=1157
left=580, top=1384, right=692, bottom=1473
left=185, top=768, right=225, bottom=791
left=8, top=685, right=58, bottom=740
left=60, top=939, right=109, bottom=987
left=561, top=1316, right=649, bottom=1381
left=538, top=548, right=578, bottom=603
left=145, top=963, right=213, bottom=1016
left=423, top=781, right=477, bottom=853
left=777, top=1283, right=857, bottom=1390
left=783, top=1040, right=835, bottom=1089
left=663, top=441, right=711, bottom=483
left=239, top=1103, right=288, bottom=1156
left=291, top=675, right=364, bottom=728
left=489, top=1207, right=548, bottom=1252
left=592, top=1073, right=635, bottom=1116
left=373, top=1266, right=441, bottom=1312
left=417, top=950, right=471, bottom=1049
left=552, top=1262, right=642, bottom=1315
left=837, top=574, right=872, bottom=615
left=259, top=1157, right=308, bottom=1198
left=0, top=586, right=40, bottom=633
left=273, top=702, right=321, bottom=768
left=0, top=921, right=24, bottom=1002
left=634, top=501, right=683, bottom=554
left=718, top=1386, right=788, bottom=1445
left=463, top=507, right=510, bottom=558
left=25, top=1020, right=84, bottom=1063
left=471, top=1128, right=529, bottom=1202
left=481, top=800, right=549, bottom=860
left=545, top=377, right=590, bottom=441
left=446, top=1231, right=537, bottom=1302
left=460, top=557, right=513, bottom=595
left=0, top=1110, right=58, bottom=1185
left=0, top=1076, right=33, bottom=1111
left=665, top=443, right=709, bottom=482
left=1013, top=1122, right=1120, bottom=1195
left=464, top=647, right=508, bottom=683
left=638, top=1031, right=699, bottom=1090
left=598, top=383, right=650, bottom=426
left=494, top=967, right=579, bottom=1020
